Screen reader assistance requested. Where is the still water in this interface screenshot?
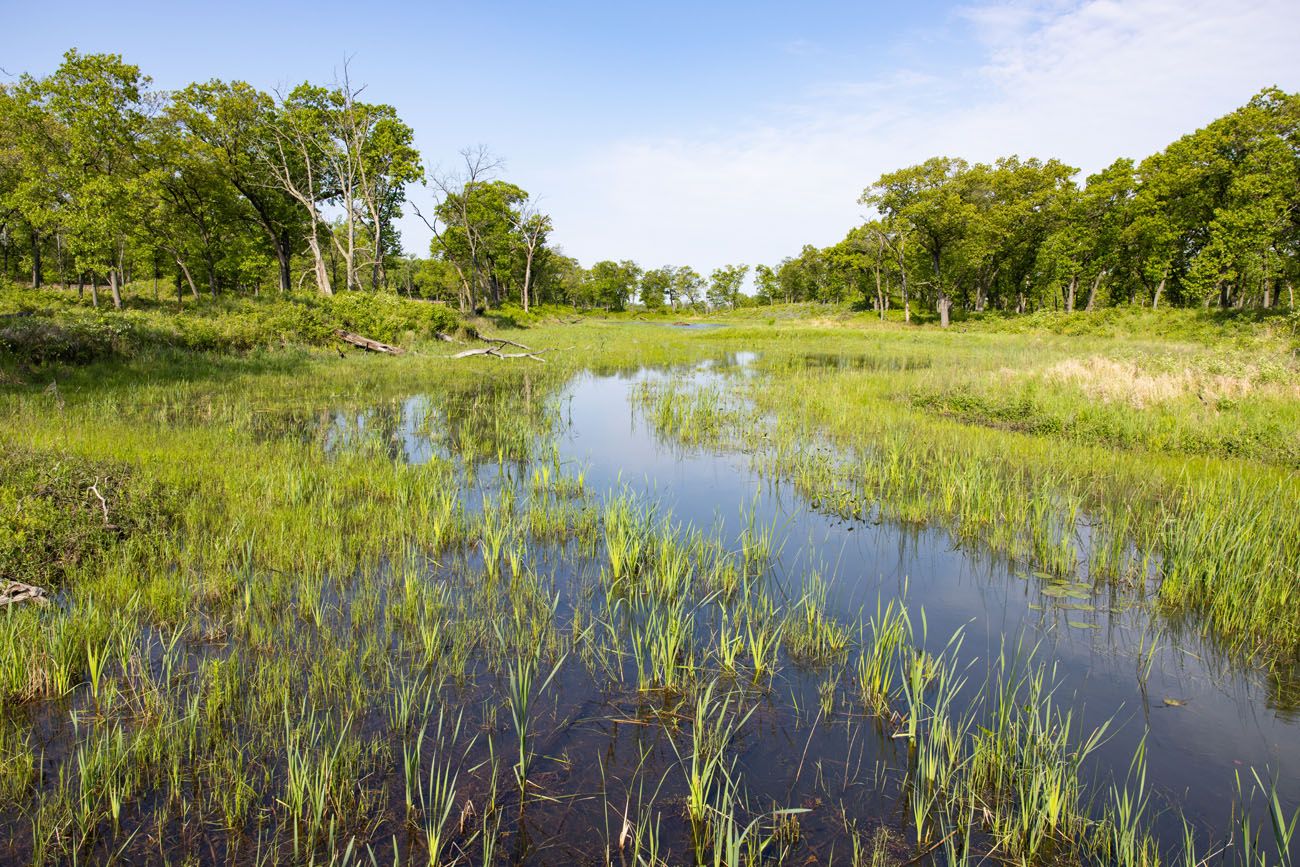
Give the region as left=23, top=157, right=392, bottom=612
left=320, top=350, right=1298, bottom=854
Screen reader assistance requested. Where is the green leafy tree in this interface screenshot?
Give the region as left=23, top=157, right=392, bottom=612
left=672, top=266, right=703, bottom=309
left=168, top=80, right=307, bottom=292
left=706, top=263, right=748, bottom=310
left=640, top=266, right=672, bottom=310
left=862, top=157, right=977, bottom=326
left=753, top=264, right=778, bottom=305
left=587, top=259, right=642, bottom=310
left=15, top=50, right=151, bottom=308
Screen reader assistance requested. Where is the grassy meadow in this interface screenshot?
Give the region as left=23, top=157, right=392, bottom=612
left=1, top=293, right=1298, bottom=865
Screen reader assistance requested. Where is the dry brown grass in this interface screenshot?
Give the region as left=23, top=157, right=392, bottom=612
left=1042, top=355, right=1298, bottom=408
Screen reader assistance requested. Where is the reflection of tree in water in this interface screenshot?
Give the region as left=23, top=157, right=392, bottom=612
left=1154, top=611, right=1300, bottom=722
left=265, top=373, right=563, bottom=468
left=791, top=352, right=933, bottom=372
left=421, top=373, right=558, bottom=467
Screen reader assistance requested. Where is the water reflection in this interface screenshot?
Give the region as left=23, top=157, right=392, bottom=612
left=283, top=350, right=1297, bottom=844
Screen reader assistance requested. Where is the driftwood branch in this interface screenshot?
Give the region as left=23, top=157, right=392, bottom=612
left=335, top=329, right=405, bottom=355
left=449, top=331, right=571, bottom=364
left=481, top=336, right=533, bottom=351
left=1, top=581, right=49, bottom=607
left=451, top=346, right=555, bottom=363
left=87, top=480, right=110, bottom=524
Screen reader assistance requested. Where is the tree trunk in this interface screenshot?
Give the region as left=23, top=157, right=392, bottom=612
left=29, top=228, right=42, bottom=288
left=308, top=230, right=333, bottom=296
left=1151, top=277, right=1166, bottom=310
left=1064, top=275, right=1077, bottom=313
left=174, top=256, right=199, bottom=299
left=1084, top=271, right=1103, bottom=312
left=371, top=246, right=383, bottom=293
left=90, top=275, right=99, bottom=308
left=206, top=251, right=219, bottom=300
left=109, top=269, right=123, bottom=310
left=872, top=263, right=885, bottom=321
left=930, top=249, right=949, bottom=328
left=522, top=255, right=533, bottom=313
left=55, top=232, right=66, bottom=288
left=364, top=189, right=388, bottom=292
left=899, top=261, right=910, bottom=324
left=276, top=231, right=292, bottom=293
left=1218, top=281, right=1229, bottom=309
left=344, top=229, right=355, bottom=291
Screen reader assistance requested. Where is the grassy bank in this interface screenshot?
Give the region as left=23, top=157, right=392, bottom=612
left=0, top=284, right=460, bottom=367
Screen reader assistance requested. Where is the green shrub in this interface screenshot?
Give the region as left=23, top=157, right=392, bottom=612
left=0, top=286, right=460, bottom=364
left=317, top=292, right=457, bottom=344
left=0, top=447, right=177, bottom=588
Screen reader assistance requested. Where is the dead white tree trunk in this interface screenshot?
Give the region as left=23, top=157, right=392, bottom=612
left=265, top=95, right=335, bottom=296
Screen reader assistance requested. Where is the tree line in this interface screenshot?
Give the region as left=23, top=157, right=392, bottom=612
left=3, top=51, right=1295, bottom=323
left=757, top=89, right=1299, bottom=323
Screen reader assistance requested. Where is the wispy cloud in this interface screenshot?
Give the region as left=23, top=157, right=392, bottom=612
left=434, top=0, right=1300, bottom=272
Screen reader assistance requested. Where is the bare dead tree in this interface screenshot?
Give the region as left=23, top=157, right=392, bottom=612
left=866, top=221, right=911, bottom=323
left=412, top=146, right=503, bottom=314
left=324, top=59, right=371, bottom=292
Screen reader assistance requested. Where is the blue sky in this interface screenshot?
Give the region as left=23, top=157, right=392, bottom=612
left=4, top=1, right=1299, bottom=273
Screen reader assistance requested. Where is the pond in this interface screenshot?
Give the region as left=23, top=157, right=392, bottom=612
left=7, top=347, right=1296, bottom=865
left=308, top=350, right=1299, bottom=859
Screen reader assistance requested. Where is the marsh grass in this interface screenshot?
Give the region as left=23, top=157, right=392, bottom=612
left=0, top=318, right=1295, bottom=863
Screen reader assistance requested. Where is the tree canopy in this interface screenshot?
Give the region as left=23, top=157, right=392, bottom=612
left=2, top=51, right=1295, bottom=322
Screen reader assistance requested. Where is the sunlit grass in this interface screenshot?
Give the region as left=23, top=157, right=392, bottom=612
left=0, top=316, right=1295, bottom=862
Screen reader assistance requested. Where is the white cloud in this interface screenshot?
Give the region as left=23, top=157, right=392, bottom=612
left=533, top=0, right=1300, bottom=273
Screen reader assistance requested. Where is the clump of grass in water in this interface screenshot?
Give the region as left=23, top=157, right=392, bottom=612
left=631, top=381, right=749, bottom=449
left=783, top=573, right=852, bottom=665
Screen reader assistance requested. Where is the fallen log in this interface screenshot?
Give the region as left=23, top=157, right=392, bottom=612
left=1, top=581, right=49, bottom=607
left=335, top=329, right=405, bottom=355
